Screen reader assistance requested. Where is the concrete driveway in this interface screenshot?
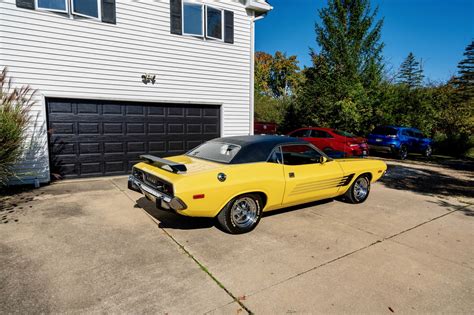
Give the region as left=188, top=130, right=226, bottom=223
left=1, top=160, right=473, bottom=314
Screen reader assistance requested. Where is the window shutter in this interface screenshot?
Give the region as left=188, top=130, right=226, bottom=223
left=16, top=0, right=35, bottom=9
left=102, top=0, right=116, bottom=24
left=170, top=0, right=182, bottom=35
left=224, top=10, right=234, bottom=44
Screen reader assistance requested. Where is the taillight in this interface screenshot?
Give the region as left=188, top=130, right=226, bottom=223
left=162, top=183, right=173, bottom=195
left=347, top=142, right=359, bottom=147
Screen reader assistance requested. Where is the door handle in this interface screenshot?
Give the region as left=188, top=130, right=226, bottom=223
left=289, top=172, right=295, bottom=178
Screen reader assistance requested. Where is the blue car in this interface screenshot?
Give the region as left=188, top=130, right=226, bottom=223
left=367, top=126, right=433, bottom=160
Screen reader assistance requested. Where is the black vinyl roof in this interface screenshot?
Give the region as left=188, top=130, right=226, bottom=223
left=209, top=135, right=307, bottom=164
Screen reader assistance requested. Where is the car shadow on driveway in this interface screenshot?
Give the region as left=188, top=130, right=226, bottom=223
left=134, top=196, right=336, bottom=232
left=135, top=197, right=216, bottom=230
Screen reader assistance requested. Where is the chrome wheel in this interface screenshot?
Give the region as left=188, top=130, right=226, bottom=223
left=424, top=145, right=432, bottom=157
left=230, top=197, right=258, bottom=229
left=399, top=146, right=408, bottom=160
left=353, top=177, right=369, bottom=202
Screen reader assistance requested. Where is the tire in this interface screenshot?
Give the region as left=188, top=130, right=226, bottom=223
left=217, top=194, right=263, bottom=234
left=423, top=145, right=432, bottom=158
left=343, top=175, right=371, bottom=204
left=397, top=145, right=408, bottom=160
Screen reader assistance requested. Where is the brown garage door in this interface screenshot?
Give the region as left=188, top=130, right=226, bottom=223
left=46, top=98, right=220, bottom=179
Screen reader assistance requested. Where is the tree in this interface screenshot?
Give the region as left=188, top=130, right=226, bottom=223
left=255, top=51, right=303, bottom=98
left=299, top=0, right=385, bottom=134
left=452, top=40, right=474, bottom=101
left=315, top=0, right=384, bottom=87
left=254, top=51, right=303, bottom=126
left=397, top=52, right=424, bottom=88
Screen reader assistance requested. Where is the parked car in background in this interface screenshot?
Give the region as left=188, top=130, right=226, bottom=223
left=254, top=122, right=278, bottom=135
left=288, top=127, right=369, bottom=157
left=367, top=126, right=433, bottom=160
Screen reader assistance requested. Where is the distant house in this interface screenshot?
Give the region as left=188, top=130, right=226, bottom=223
left=0, top=0, right=272, bottom=183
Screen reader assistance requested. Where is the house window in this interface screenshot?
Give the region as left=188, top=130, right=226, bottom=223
left=206, top=6, right=222, bottom=40
left=72, top=0, right=100, bottom=19
left=37, top=0, right=68, bottom=13
left=183, top=2, right=204, bottom=36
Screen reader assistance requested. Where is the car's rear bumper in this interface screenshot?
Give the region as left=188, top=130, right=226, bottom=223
left=368, top=144, right=395, bottom=153
left=128, top=175, right=187, bottom=211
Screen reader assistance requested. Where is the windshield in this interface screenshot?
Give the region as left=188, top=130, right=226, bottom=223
left=372, top=126, right=398, bottom=136
left=333, top=130, right=356, bottom=137
left=186, top=142, right=241, bottom=163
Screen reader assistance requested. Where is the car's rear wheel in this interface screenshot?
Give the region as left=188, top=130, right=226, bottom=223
left=343, top=175, right=371, bottom=204
left=423, top=145, right=432, bottom=158
left=217, top=194, right=262, bottom=234
left=398, top=145, right=408, bottom=160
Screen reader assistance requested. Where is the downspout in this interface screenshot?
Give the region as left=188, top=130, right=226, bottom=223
left=250, top=13, right=265, bottom=135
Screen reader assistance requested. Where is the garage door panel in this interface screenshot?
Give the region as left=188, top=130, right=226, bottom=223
left=47, top=99, right=221, bottom=178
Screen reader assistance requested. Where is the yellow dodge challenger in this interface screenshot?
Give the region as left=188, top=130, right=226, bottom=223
left=129, top=135, right=387, bottom=234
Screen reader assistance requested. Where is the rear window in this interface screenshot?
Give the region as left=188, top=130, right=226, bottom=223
left=186, top=142, right=241, bottom=163
left=333, top=130, right=356, bottom=137
left=372, top=126, right=398, bottom=136
left=290, top=129, right=310, bottom=138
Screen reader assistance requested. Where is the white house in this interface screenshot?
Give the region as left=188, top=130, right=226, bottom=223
left=0, top=0, right=272, bottom=183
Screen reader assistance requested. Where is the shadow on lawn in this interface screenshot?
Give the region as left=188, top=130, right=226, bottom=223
left=380, top=164, right=474, bottom=200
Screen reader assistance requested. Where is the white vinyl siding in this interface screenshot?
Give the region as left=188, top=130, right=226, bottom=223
left=0, top=0, right=253, bottom=184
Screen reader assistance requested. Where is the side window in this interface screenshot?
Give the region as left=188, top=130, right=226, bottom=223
left=267, top=147, right=283, bottom=164
left=183, top=2, right=204, bottom=36
left=414, top=131, right=424, bottom=139
left=401, top=130, right=410, bottom=136
left=281, top=145, right=322, bottom=166
left=37, top=0, right=68, bottom=13
left=170, top=0, right=234, bottom=43
left=290, top=130, right=310, bottom=138
left=72, top=0, right=100, bottom=19
left=17, top=0, right=116, bottom=24
left=321, top=131, right=334, bottom=138
left=206, top=6, right=223, bottom=40
left=310, top=130, right=323, bottom=138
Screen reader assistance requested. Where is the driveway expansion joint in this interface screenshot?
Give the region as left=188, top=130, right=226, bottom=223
left=116, top=181, right=253, bottom=314
left=247, top=205, right=470, bottom=298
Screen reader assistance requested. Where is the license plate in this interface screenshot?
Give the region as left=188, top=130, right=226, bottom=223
left=363, top=150, right=367, bottom=155
left=375, top=138, right=382, bottom=142
left=142, top=184, right=159, bottom=196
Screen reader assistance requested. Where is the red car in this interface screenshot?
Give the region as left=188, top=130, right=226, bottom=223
left=288, top=127, right=369, bottom=157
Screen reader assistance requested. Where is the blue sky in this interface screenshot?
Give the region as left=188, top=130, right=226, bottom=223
left=255, top=0, right=474, bottom=83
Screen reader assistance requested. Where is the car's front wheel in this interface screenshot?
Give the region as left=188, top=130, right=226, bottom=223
left=423, top=145, right=432, bottom=158
left=397, top=145, right=408, bottom=160
left=217, top=194, right=263, bottom=234
left=343, top=175, right=371, bottom=204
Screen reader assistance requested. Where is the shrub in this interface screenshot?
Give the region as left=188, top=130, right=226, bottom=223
left=0, top=68, right=35, bottom=186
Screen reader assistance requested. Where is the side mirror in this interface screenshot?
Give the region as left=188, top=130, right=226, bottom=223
left=319, top=156, right=328, bottom=164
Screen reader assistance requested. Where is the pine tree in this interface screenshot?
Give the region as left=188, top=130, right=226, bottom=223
left=315, top=0, right=384, bottom=87
left=301, top=0, right=385, bottom=133
left=452, top=40, right=474, bottom=101
left=398, top=52, right=424, bottom=88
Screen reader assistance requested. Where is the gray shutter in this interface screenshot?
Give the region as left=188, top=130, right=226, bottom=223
left=170, top=0, right=182, bottom=35
left=102, top=0, right=116, bottom=24
left=16, top=0, right=35, bottom=9
left=224, top=10, right=234, bottom=44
